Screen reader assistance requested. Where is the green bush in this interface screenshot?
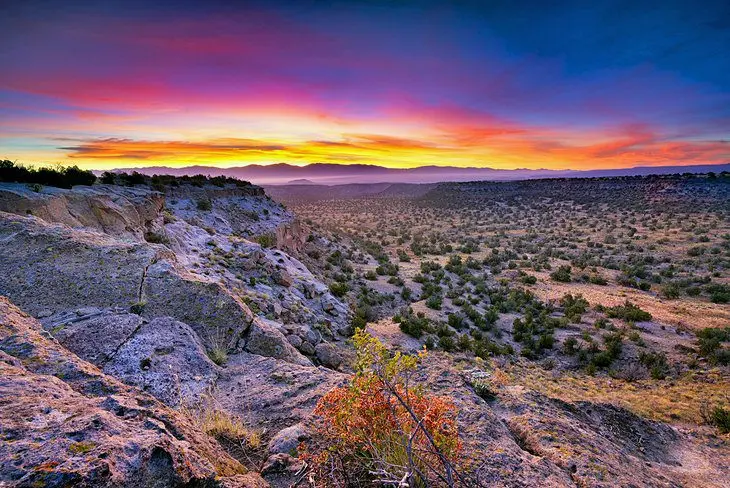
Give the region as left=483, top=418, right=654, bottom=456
left=1, top=159, right=96, bottom=188
left=605, top=301, right=652, bottom=322
left=426, top=295, right=443, bottom=310
left=661, top=283, right=681, bottom=299
left=638, top=350, right=669, bottom=379
left=520, top=274, right=537, bottom=285
left=550, top=265, right=572, bottom=283
left=196, top=198, right=213, bottom=211
left=256, top=233, right=276, bottom=248
left=329, top=282, right=349, bottom=298
left=397, top=310, right=432, bottom=338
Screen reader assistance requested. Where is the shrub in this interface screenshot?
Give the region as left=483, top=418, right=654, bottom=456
left=520, top=274, right=537, bottom=285
left=560, top=293, right=588, bottom=322
left=700, top=402, right=730, bottom=434
left=563, top=337, right=579, bottom=355
left=1, top=159, right=97, bottom=188
left=639, top=350, right=669, bottom=379
left=196, top=198, right=213, bottom=211
left=589, top=274, right=608, bottom=285
left=438, top=335, right=456, bottom=352
left=329, top=282, right=349, bottom=298
left=550, top=265, right=572, bottom=283
left=256, top=233, right=276, bottom=248
left=129, top=301, right=146, bottom=315
left=696, top=327, right=730, bottom=365
left=605, top=301, right=652, bottom=322
left=144, top=231, right=169, bottom=244
left=398, top=310, right=432, bottom=338
left=304, top=330, right=463, bottom=486
left=425, top=295, right=443, bottom=310
left=100, top=171, right=116, bottom=184
left=661, top=283, right=681, bottom=299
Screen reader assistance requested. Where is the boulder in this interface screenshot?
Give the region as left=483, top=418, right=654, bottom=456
left=267, top=423, right=309, bottom=455
left=244, top=319, right=311, bottom=366
left=315, top=342, right=342, bottom=369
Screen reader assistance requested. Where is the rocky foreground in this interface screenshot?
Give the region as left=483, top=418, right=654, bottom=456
left=1, top=181, right=728, bottom=487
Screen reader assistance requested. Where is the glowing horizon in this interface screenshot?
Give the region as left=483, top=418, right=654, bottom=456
left=2, top=1, right=728, bottom=172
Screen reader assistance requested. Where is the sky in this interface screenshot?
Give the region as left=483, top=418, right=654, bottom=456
left=1, top=0, right=729, bottom=171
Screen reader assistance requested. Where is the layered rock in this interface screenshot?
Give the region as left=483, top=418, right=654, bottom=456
left=0, top=183, right=164, bottom=240
left=0, top=212, right=306, bottom=367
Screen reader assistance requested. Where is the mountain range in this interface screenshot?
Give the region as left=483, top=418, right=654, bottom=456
left=106, top=162, right=730, bottom=185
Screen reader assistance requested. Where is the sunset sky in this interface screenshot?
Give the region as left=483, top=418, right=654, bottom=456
left=1, top=0, right=729, bottom=171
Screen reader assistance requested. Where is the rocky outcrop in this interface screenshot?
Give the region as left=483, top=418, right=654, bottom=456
left=0, top=181, right=354, bottom=485
left=275, top=219, right=310, bottom=254
left=415, top=357, right=730, bottom=488
left=0, top=183, right=164, bottom=240
left=0, top=212, right=309, bottom=366
left=0, top=297, right=263, bottom=487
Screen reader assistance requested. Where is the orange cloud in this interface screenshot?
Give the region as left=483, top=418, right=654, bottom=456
left=50, top=130, right=730, bottom=171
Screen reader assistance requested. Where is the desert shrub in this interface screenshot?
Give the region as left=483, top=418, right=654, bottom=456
left=426, top=295, right=443, bottom=310
left=563, top=337, right=579, bottom=355
left=687, top=246, right=705, bottom=257
left=144, top=231, right=169, bottom=244
left=119, top=171, right=146, bottom=186
left=605, top=301, right=652, bottom=322
left=396, top=309, right=432, bottom=338
left=468, top=370, right=507, bottom=401
left=661, top=282, right=681, bottom=299
left=129, top=301, right=146, bottom=315
left=638, top=350, right=669, bottom=379
left=256, top=232, right=276, bottom=248
left=706, top=284, right=730, bottom=304
left=700, top=402, right=730, bottom=434
left=304, top=330, right=463, bottom=486
left=438, top=335, right=457, bottom=352
left=376, top=262, right=399, bottom=276
left=329, top=281, right=349, bottom=298
left=589, top=274, right=608, bottom=285
left=447, top=313, right=465, bottom=330
left=696, top=327, right=730, bottom=365
left=603, top=332, right=623, bottom=359
left=610, top=361, right=648, bottom=382
left=100, top=171, right=116, bottom=184
left=520, top=274, right=537, bottom=285
left=560, top=293, right=588, bottom=322
left=196, top=198, right=213, bottom=211
left=550, top=265, right=572, bottom=283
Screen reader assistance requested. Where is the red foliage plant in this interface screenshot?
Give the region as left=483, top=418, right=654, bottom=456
left=301, top=330, right=462, bottom=487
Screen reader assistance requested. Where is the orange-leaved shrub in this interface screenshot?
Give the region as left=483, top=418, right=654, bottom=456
left=302, top=329, right=462, bottom=487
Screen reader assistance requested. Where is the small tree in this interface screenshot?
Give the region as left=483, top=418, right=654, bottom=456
left=304, top=330, right=463, bottom=486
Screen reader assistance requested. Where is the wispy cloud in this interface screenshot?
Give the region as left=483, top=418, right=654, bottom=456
left=1, top=1, right=729, bottom=170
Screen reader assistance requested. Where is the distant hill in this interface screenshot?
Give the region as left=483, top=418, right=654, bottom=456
left=287, top=178, right=316, bottom=185
left=106, top=162, right=730, bottom=186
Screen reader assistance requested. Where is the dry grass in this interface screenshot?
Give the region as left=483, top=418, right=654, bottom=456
left=533, top=277, right=730, bottom=330
left=181, top=403, right=262, bottom=450
left=504, top=362, right=730, bottom=426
